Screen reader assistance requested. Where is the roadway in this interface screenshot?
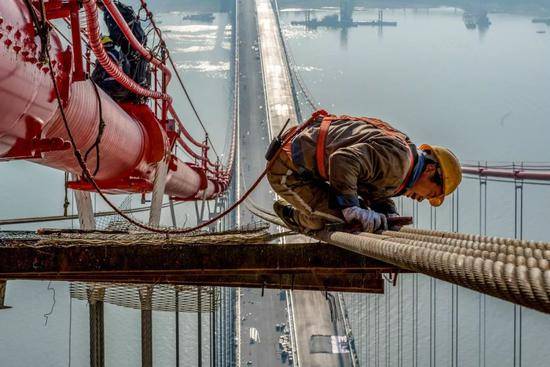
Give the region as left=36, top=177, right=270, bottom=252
left=292, top=291, right=352, bottom=367
left=237, top=0, right=353, bottom=365
left=237, top=0, right=290, bottom=366
left=253, top=0, right=352, bottom=366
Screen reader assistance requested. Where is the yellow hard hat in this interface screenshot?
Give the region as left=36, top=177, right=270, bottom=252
left=100, top=35, right=113, bottom=45
left=419, top=144, right=462, bottom=207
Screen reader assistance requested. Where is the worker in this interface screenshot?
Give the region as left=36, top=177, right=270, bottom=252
left=91, top=36, right=131, bottom=101
left=268, top=110, right=462, bottom=233
left=96, top=0, right=151, bottom=97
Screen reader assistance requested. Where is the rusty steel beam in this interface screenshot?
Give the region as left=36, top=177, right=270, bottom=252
left=0, top=240, right=396, bottom=292
left=0, top=241, right=399, bottom=274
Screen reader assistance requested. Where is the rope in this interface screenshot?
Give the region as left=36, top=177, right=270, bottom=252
left=43, top=281, right=56, bottom=326
left=84, top=80, right=107, bottom=176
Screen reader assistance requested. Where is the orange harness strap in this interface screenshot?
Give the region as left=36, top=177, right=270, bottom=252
left=281, top=126, right=298, bottom=156
left=314, top=115, right=415, bottom=192
left=316, top=116, right=333, bottom=180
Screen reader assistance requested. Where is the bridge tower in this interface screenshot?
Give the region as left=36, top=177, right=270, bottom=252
left=340, top=0, right=354, bottom=24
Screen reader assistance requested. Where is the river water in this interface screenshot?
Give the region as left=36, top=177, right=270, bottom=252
left=279, top=5, right=550, bottom=367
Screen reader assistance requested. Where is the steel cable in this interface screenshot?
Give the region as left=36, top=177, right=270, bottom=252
left=380, top=231, right=550, bottom=262
left=313, top=230, right=550, bottom=314
left=243, top=201, right=550, bottom=313
left=400, top=227, right=550, bottom=251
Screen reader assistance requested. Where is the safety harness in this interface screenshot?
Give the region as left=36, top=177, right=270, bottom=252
left=285, top=110, right=417, bottom=196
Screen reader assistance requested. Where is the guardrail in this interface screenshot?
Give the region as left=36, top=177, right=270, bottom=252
left=233, top=2, right=241, bottom=367
left=337, top=293, right=360, bottom=367
left=286, top=290, right=301, bottom=367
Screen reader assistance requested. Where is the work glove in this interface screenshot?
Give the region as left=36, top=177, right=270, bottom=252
left=341, top=206, right=387, bottom=233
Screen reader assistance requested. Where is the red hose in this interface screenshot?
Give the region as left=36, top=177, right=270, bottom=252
left=461, top=166, right=550, bottom=181
left=101, top=0, right=172, bottom=84
left=94, top=0, right=216, bottom=159
left=176, top=135, right=207, bottom=162
left=168, top=105, right=208, bottom=148
left=83, top=0, right=171, bottom=101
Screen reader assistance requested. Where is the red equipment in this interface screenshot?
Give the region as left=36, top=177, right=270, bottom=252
left=0, top=0, right=230, bottom=201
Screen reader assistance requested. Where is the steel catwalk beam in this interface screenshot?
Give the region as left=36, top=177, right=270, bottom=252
left=0, top=241, right=397, bottom=273
left=0, top=241, right=393, bottom=292
left=314, top=230, right=550, bottom=314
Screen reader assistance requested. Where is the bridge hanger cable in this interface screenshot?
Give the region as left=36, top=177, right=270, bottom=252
left=279, top=26, right=318, bottom=110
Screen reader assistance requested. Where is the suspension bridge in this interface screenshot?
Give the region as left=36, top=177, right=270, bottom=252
left=1, top=0, right=549, bottom=366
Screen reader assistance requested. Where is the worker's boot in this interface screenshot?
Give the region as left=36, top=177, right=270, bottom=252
left=273, top=199, right=301, bottom=232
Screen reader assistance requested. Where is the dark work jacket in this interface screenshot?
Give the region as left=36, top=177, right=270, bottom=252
left=91, top=46, right=131, bottom=100
left=103, top=1, right=146, bottom=55
left=290, top=117, right=415, bottom=214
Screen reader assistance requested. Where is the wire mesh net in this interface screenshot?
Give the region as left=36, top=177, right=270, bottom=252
left=95, top=195, right=134, bottom=231
left=71, top=282, right=220, bottom=312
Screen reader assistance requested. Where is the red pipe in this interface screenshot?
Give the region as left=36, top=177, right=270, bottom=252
left=0, top=0, right=63, bottom=158
left=39, top=80, right=220, bottom=199
left=461, top=166, right=550, bottom=181
left=0, top=0, right=225, bottom=201
left=169, top=105, right=208, bottom=149
left=39, top=81, right=148, bottom=181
